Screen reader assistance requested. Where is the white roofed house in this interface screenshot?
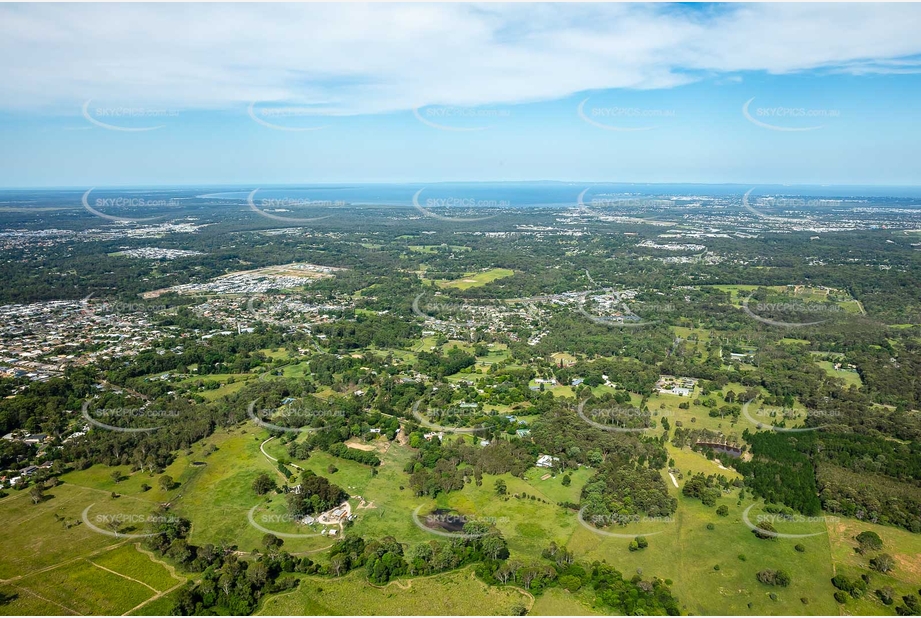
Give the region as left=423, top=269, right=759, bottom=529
left=536, top=454, right=560, bottom=468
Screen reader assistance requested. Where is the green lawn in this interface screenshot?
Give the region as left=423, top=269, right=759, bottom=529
left=436, top=268, right=515, bottom=290
left=257, top=566, right=532, bottom=615
left=816, top=360, right=864, bottom=388
left=1, top=555, right=156, bottom=615
left=826, top=516, right=921, bottom=615
left=91, top=544, right=183, bottom=592
left=0, top=483, right=149, bottom=579
left=567, top=474, right=840, bottom=616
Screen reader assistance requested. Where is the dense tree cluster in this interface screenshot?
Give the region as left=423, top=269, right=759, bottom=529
left=286, top=470, right=348, bottom=517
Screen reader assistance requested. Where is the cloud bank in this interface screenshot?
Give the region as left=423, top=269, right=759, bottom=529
left=1, top=3, right=919, bottom=115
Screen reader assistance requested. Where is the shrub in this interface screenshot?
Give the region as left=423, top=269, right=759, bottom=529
left=794, top=543, right=805, bottom=553
left=870, top=554, right=895, bottom=573
left=757, top=569, right=791, bottom=587
left=252, top=472, right=277, bottom=496
left=559, top=575, right=582, bottom=592
left=877, top=587, right=895, bottom=606
left=753, top=521, right=777, bottom=540
left=855, top=530, right=883, bottom=553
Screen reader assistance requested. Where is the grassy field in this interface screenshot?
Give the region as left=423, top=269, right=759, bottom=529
left=706, top=283, right=862, bottom=316
left=408, top=244, right=471, bottom=253
left=0, top=539, right=183, bottom=616
left=667, top=444, right=742, bottom=482
left=826, top=516, right=921, bottom=615
left=60, top=425, right=341, bottom=554
left=257, top=566, right=532, bottom=616
left=816, top=360, right=864, bottom=388
left=436, top=268, right=515, bottom=290
left=529, top=587, right=602, bottom=616
left=9, top=374, right=916, bottom=617
left=175, top=372, right=258, bottom=400
left=90, top=544, right=183, bottom=592
left=568, top=460, right=840, bottom=616
left=166, top=427, right=339, bottom=553
left=0, top=483, right=157, bottom=579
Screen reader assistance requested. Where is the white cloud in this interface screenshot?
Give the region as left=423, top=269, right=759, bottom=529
left=0, top=3, right=919, bottom=115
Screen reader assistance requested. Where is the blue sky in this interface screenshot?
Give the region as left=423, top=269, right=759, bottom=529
left=1, top=3, right=920, bottom=187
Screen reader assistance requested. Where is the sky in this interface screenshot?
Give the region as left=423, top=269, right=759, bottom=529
left=1, top=2, right=920, bottom=187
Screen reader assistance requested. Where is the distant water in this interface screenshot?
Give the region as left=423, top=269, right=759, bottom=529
left=2, top=182, right=921, bottom=211
left=195, top=182, right=921, bottom=208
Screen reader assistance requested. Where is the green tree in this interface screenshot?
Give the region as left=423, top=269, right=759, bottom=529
left=856, top=531, right=883, bottom=553
left=252, top=472, right=277, bottom=495
left=870, top=554, right=895, bottom=574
